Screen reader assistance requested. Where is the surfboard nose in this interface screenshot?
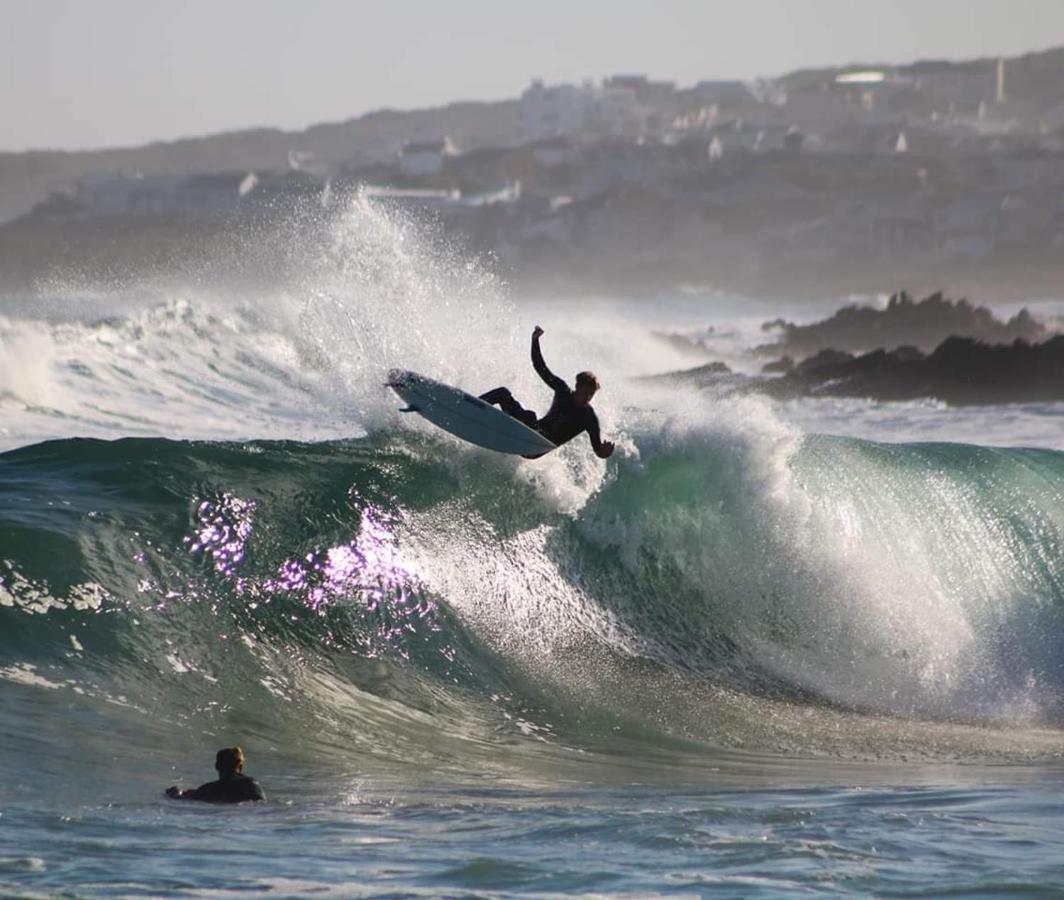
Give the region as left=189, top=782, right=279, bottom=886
left=385, top=368, right=413, bottom=389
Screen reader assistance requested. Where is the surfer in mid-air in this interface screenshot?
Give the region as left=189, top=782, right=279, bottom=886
left=480, top=327, right=615, bottom=459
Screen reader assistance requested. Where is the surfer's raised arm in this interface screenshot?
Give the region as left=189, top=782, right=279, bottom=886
left=531, top=327, right=567, bottom=393
left=472, top=327, right=615, bottom=460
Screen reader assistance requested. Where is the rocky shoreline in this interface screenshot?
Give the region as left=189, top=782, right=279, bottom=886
left=655, top=335, right=1064, bottom=405
left=652, top=291, right=1064, bottom=406
left=765, top=335, right=1064, bottom=405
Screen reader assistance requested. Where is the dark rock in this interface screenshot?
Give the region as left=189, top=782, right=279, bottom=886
left=761, top=355, right=795, bottom=374
left=652, top=328, right=716, bottom=357
left=764, top=333, right=1064, bottom=405
left=676, top=360, right=732, bottom=377
left=638, top=359, right=734, bottom=388
left=652, top=333, right=1064, bottom=405
left=756, top=290, right=1050, bottom=359
left=795, top=348, right=855, bottom=376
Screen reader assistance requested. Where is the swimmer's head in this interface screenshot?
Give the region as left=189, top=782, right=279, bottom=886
left=215, top=746, right=245, bottom=777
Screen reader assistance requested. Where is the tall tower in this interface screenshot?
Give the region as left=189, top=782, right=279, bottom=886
left=996, top=57, right=1007, bottom=104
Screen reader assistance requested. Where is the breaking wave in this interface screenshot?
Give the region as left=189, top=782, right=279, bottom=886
left=3, top=195, right=1064, bottom=779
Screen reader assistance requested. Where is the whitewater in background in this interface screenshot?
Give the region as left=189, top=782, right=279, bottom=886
left=2, top=195, right=1064, bottom=896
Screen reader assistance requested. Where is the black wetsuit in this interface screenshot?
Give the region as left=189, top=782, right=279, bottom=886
left=480, top=335, right=607, bottom=454
left=170, top=773, right=265, bottom=804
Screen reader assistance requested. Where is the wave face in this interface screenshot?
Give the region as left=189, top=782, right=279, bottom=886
left=4, top=427, right=1064, bottom=776
left=3, top=196, right=1064, bottom=778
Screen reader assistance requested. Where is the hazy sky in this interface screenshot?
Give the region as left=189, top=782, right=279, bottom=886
left=3, top=0, right=1063, bottom=152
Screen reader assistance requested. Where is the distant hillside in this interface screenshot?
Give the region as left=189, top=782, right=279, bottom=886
left=778, top=43, right=1064, bottom=101
left=2, top=43, right=1061, bottom=224
left=0, top=100, right=518, bottom=223
left=993, top=45, right=1064, bottom=106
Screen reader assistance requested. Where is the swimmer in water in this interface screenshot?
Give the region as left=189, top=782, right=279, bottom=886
left=165, top=746, right=265, bottom=804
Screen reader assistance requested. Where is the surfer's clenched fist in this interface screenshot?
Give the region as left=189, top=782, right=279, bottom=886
left=532, top=325, right=544, bottom=339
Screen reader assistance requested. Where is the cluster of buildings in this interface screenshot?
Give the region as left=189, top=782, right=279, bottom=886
left=518, top=75, right=696, bottom=142
left=18, top=56, right=1064, bottom=284
left=512, top=58, right=1060, bottom=148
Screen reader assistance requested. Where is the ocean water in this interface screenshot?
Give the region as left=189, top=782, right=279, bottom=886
left=3, top=197, right=1064, bottom=897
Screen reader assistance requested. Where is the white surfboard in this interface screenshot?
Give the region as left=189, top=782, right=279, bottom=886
left=387, top=370, right=557, bottom=458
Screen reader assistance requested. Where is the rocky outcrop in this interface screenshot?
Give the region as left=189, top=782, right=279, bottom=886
left=647, top=360, right=734, bottom=387
left=763, top=335, right=1064, bottom=405
left=652, top=335, right=1064, bottom=405
left=757, top=291, right=1049, bottom=359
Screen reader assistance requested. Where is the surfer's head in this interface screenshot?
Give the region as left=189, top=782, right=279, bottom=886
left=215, top=746, right=245, bottom=777
left=574, top=371, right=600, bottom=405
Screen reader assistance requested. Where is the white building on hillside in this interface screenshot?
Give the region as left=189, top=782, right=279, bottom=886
left=520, top=81, right=597, bottom=141
left=398, top=138, right=460, bottom=177
left=519, top=78, right=658, bottom=142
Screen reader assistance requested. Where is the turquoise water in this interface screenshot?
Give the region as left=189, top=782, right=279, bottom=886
left=2, top=432, right=1064, bottom=896
left=2, top=199, right=1064, bottom=896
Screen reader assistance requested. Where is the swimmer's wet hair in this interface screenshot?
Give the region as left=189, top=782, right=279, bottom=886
left=215, top=746, right=245, bottom=775
left=576, top=371, right=601, bottom=391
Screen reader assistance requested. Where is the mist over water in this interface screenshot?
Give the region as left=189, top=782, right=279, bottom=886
left=3, top=195, right=1064, bottom=895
